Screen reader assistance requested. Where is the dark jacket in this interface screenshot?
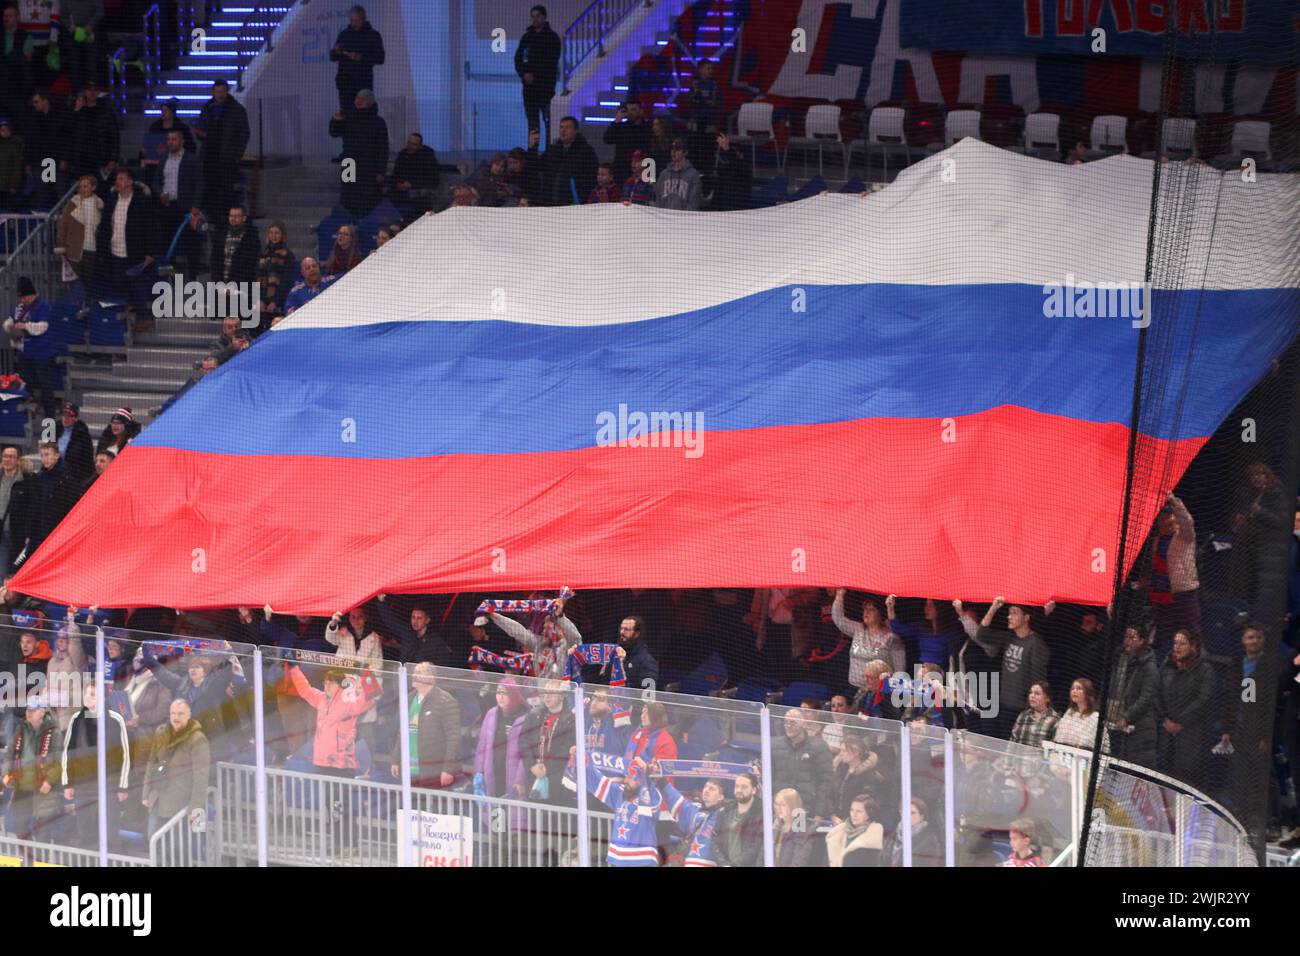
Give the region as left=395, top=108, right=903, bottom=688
left=514, top=23, right=561, bottom=90
left=603, top=116, right=652, bottom=182
left=1157, top=656, right=1216, bottom=780
left=196, top=96, right=251, bottom=169
left=146, top=117, right=197, bottom=155
left=144, top=653, right=244, bottom=743
left=329, top=105, right=389, bottom=215
left=60, top=706, right=132, bottom=793
left=0, top=28, right=33, bottom=110
left=374, top=600, right=455, bottom=666
left=2, top=712, right=59, bottom=792
left=1109, top=646, right=1158, bottom=765
left=331, top=21, right=385, bottom=93
left=208, top=222, right=260, bottom=285
left=145, top=149, right=203, bottom=213
left=771, top=731, right=835, bottom=820
left=383, top=685, right=461, bottom=787
left=8, top=459, right=78, bottom=549
left=519, top=704, right=576, bottom=806
left=70, top=95, right=120, bottom=177
left=55, top=419, right=95, bottom=483
left=142, top=719, right=210, bottom=818
left=774, top=827, right=816, bottom=867
left=713, top=799, right=763, bottom=867
left=533, top=133, right=598, bottom=206
left=257, top=240, right=297, bottom=318
left=392, top=144, right=439, bottom=192
left=23, top=105, right=70, bottom=169
left=710, top=144, right=752, bottom=211
left=621, top=639, right=659, bottom=694
left=95, top=184, right=160, bottom=262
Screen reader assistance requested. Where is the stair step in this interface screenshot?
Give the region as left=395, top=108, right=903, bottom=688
left=132, top=332, right=219, bottom=348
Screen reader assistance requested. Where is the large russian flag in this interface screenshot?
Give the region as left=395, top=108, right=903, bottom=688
left=13, top=140, right=1299, bottom=613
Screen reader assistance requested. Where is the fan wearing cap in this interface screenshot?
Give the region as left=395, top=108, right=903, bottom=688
left=54, top=401, right=95, bottom=483
left=1, top=693, right=59, bottom=844
left=4, top=275, right=60, bottom=418
left=653, top=138, right=703, bottom=211
left=0, top=116, right=23, bottom=207
left=96, top=406, right=140, bottom=457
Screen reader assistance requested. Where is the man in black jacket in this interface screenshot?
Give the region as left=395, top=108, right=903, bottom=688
left=208, top=204, right=259, bottom=287
left=145, top=129, right=203, bottom=275
left=603, top=100, right=651, bottom=182
left=60, top=684, right=132, bottom=849
left=94, top=168, right=158, bottom=312
left=374, top=594, right=454, bottom=667
left=530, top=117, right=597, bottom=207
left=515, top=6, right=561, bottom=134
left=195, top=80, right=250, bottom=222
left=385, top=662, right=461, bottom=790
left=520, top=679, right=576, bottom=808
left=0, top=7, right=32, bottom=130
left=69, top=82, right=119, bottom=181
left=54, top=402, right=94, bottom=484
left=617, top=614, right=659, bottom=693
left=330, top=5, right=385, bottom=113
left=23, top=89, right=69, bottom=209
left=8, top=443, right=78, bottom=562
left=390, top=132, right=438, bottom=218
left=329, top=89, right=389, bottom=217
left=713, top=772, right=763, bottom=867
left=771, top=707, right=835, bottom=823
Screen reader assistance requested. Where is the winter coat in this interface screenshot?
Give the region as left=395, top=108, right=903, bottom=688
left=712, top=800, right=763, bottom=867
left=514, top=23, right=561, bottom=89
left=826, top=820, right=884, bottom=867
left=45, top=625, right=88, bottom=730
left=142, top=719, right=210, bottom=818
left=208, top=222, right=260, bottom=285
left=2, top=711, right=59, bottom=792
left=1109, top=647, right=1158, bottom=765
left=473, top=704, right=527, bottom=798
left=196, top=96, right=250, bottom=169
left=1157, top=656, right=1216, bottom=780
left=288, top=665, right=375, bottom=771
left=383, top=685, right=461, bottom=787
left=771, top=731, right=835, bottom=820
left=56, top=192, right=101, bottom=262
left=331, top=21, right=385, bottom=93
left=70, top=96, right=119, bottom=176
left=145, top=652, right=245, bottom=743
left=55, top=419, right=95, bottom=484
left=95, top=184, right=160, bottom=262
left=125, top=670, right=173, bottom=740
left=534, top=134, right=598, bottom=206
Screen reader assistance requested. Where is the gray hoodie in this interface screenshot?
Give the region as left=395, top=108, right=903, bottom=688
left=655, top=160, right=702, bottom=210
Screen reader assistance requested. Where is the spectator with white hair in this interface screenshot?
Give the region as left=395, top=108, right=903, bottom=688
left=142, top=698, right=210, bottom=837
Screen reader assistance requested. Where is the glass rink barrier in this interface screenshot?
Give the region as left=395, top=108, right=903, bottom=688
left=0, top=615, right=1257, bottom=867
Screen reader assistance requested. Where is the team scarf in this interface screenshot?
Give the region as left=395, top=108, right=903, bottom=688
left=563, top=750, right=758, bottom=792
left=564, top=643, right=625, bottom=686
left=478, top=587, right=574, bottom=649
left=467, top=645, right=536, bottom=676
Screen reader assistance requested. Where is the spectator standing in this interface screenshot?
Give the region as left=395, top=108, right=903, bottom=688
left=61, top=0, right=103, bottom=92
left=648, top=116, right=674, bottom=172
left=69, top=81, right=118, bottom=180
left=487, top=595, right=580, bottom=680
left=385, top=661, right=460, bottom=789
left=390, top=132, right=438, bottom=217
left=1106, top=624, right=1158, bottom=766
left=55, top=174, right=102, bottom=288
left=521, top=678, right=575, bottom=806
left=374, top=594, right=453, bottom=666
left=324, top=607, right=384, bottom=672
left=54, top=401, right=93, bottom=484
left=1146, top=494, right=1200, bottom=654
left=826, top=794, right=884, bottom=867
left=886, top=594, right=960, bottom=669
left=829, top=735, right=881, bottom=822
left=958, top=596, right=1051, bottom=739
left=773, top=788, right=814, bottom=866
left=830, top=588, right=907, bottom=692
left=1, top=694, right=58, bottom=845
left=256, top=220, right=295, bottom=328
left=515, top=5, right=561, bottom=134
left=329, top=89, right=388, bottom=218
left=141, top=698, right=209, bottom=837
left=8, top=442, right=76, bottom=562
left=208, top=204, right=259, bottom=287
left=625, top=701, right=676, bottom=768
left=582, top=686, right=630, bottom=756
left=712, top=771, right=763, bottom=867
left=0, top=6, right=34, bottom=126
left=144, top=129, right=202, bottom=276
left=710, top=132, right=751, bottom=211
left=287, top=664, right=375, bottom=779
left=1229, top=462, right=1288, bottom=606
left=0, top=444, right=23, bottom=573
left=1052, top=678, right=1108, bottom=752
left=772, top=707, right=834, bottom=822
left=621, top=149, right=653, bottom=204
left=1157, top=628, right=1216, bottom=782
left=0, top=116, right=25, bottom=208
left=146, top=99, right=196, bottom=155
left=141, top=650, right=245, bottom=758
left=194, top=80, right=250, bottom=222
left=617, top=613, right=658, bottom=692
left=94, top=168, right=159, bottom=318
left=322, top=222, right=360, bottom=277
left=45, top=610, right=86, bottom=730
left=603, top=99, right=651, bottom=182
left=59, top=683, right=131, bottom=850
left=687, top=60, right=721, bottom=163
left=659, top=775, right=728, bottom=867
left=472, top=677, right=529, bottom=800
left=654, top=138, right=702, bottom=210
left=530, top=117, right=597, bottom=206
left=1009, top=681, right=1059, bottom=749
left=24, top=89, right=69, bottom=209
left=5, top=276, right=59, bottom=417
left=15, top=0, right=59, bottom=86
left=330, top=5, right=385, bottom=113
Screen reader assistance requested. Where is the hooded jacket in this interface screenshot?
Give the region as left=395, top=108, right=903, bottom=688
left=654, top=160, right=703, bottom=211
left=60, top=704, right=132, bottom=793
left=2, top=710, right=59, bottom=792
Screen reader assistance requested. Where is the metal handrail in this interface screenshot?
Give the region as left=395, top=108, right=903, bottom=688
left=109, top=47, right=128, bottom=115
left=562, top=0, right=651, bottom=95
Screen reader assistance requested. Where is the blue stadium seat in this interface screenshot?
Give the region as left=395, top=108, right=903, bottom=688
left=356, top=201, right=403, bottom=256
left=678, top=652, right=727, bottom=697
left=735, top=680, right=774, bottom=702
left=677, top=715, right=725, bottom=760
left=87, top=301, right=128, bottom=347
left=780, top=681, right=829, bottom=707
left=752, top=176, right=789, bottom=207
left=839, top=176, right=866, bottom=193
left=789, top=176, right=827, bottom=202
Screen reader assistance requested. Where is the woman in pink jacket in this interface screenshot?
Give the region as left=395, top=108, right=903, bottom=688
left=287, top=665, right=376, bottom=774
